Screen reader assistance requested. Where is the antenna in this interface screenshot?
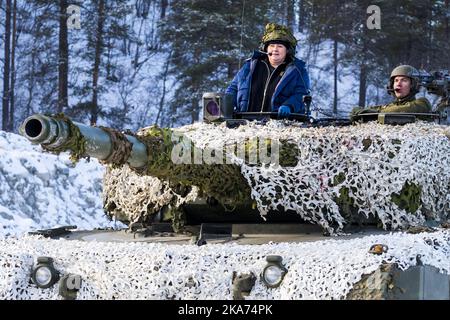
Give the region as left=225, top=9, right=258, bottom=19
left=238, top=0, right=246, bottom=70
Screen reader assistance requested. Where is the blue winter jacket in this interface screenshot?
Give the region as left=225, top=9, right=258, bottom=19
left=225, top=51, right=311, bottom=114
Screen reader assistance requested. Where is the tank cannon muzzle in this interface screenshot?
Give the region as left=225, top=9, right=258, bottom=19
left=20, top=114, right=70, bottom=146
left=19, top=114, right=148, bottom=168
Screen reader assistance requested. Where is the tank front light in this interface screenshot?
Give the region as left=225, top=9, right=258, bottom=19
left=35, top=267, right=53, bottom=287
left=31, top=257, right=60, bottom=289
left=261, top=255, right=287, bottom=288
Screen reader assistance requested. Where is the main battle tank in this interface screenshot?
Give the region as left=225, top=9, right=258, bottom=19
left=10, top=75, right=450, bottom=301
left=19, top=107, right=450, bottom=235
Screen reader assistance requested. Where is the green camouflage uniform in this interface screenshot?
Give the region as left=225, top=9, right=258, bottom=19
left=350, top=94, right=431, bottom=122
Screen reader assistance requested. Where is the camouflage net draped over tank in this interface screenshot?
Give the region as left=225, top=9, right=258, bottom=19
left=103, top=165, right=200, bottom=225
left=2, top=230, right=450, bottom=299
left=104, top=121, right=450, bottom=234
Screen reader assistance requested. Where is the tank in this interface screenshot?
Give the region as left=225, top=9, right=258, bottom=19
left=19, top=112, right=450, bottom=235
left=9, top=111, right=450, bottom=301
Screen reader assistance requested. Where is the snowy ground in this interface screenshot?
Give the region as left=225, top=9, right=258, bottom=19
left=0, top=130, right=122, bottom=238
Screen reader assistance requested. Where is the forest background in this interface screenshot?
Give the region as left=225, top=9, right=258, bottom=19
left=1, top=0, right=449, bottom=131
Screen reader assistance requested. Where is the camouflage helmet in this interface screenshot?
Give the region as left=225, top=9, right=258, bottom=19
left=261, top=23, right=297, bottom=53
left=388, top=65, right=421, bottom=96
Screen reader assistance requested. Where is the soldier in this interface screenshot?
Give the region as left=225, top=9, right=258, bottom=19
left=226, top=23, right=310, bottom=118
left=350, top=65, right=432, bottom=121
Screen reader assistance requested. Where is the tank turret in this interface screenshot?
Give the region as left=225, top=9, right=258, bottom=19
left=19, top=113, right=450, bottom=234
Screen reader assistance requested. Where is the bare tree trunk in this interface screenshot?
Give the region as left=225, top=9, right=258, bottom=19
left=406, top=34, right=412, bottom=64
left=58, top=0, right=69, bottom=113
left=298, top=0, right=305, bottom=32
left=8, top=0, right=17, bottom=132
left=375, top=86, right=379, bottom=105
left=446, top=0, right=449, bottom=38
left=191, top=97, right=199, bottom=124
left=333, top=39, right=338, bottom=115
left=446, top=0, right=449, bottom=69
left=424, top=3, right=432, bottom=67
left=26, top=40, right=36, bottom=116
left=358, top=64, right=367, bottom=107
left=2, top=0, right=12, bottom=131
left=358, top=29, right=368, bottom=107
left=155, top=51, right=172, bottom=126
left=286, top=0, right=295, bottom=30
left=160, top=0, right=168, bottom=19
left=133, top=19, right=144, bottom=69
left=90, top=0, right=105, bottom=126
left=106, top=36, right=112, bottom=79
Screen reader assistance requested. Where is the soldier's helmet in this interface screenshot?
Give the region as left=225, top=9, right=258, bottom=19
left=261, top=23, right=297, bottom=57
left=387, top=65, right=421, bottom=96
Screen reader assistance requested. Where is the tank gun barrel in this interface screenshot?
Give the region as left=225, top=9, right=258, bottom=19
left=19, top=113, right=253, bottom=206
left=19, top=114, right=148, bottom=168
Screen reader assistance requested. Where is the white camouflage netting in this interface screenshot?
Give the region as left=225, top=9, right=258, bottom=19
left=103, top=121, right=450, bottom=232
left=1, top=229, right=449, bottom=299
left=179, top=121, right=450, bottom=231
left=105, top=121, right=448, bottom=232
left=103, top=165, right=199, bottom=223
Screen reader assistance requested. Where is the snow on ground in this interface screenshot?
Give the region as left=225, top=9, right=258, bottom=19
left=0, top=229, right=449, bottom=299
left=0, top=130, right=123, bottom=238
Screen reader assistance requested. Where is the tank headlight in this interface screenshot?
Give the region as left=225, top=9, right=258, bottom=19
left=31, top=257, right=60, bottom=289
left=261, top=255, right=287, bottom=288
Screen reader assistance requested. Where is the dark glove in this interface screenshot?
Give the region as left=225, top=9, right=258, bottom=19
left=303, top=95, right=312, bottom=105
left=350, top=107, right=364, bottom=122
left=350, top=106, right=381, bottom=122
left=278, top=105, right=291, bottom=118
